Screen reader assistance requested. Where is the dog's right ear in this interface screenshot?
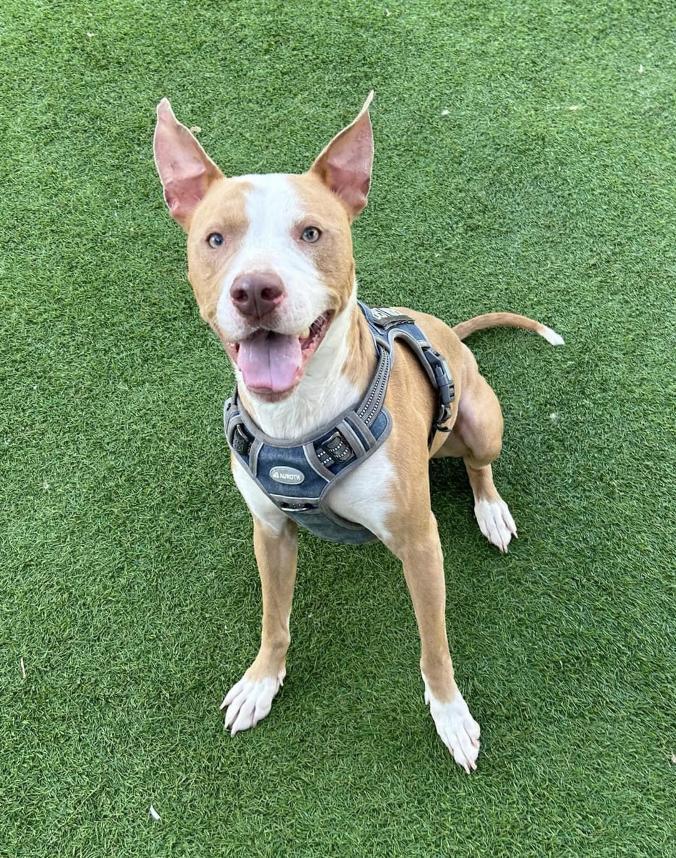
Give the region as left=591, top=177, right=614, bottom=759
left=153, top=98, right=223, bottom=230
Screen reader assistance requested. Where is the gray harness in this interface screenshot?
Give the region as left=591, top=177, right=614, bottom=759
left=224, top=302, right=455, bottom=544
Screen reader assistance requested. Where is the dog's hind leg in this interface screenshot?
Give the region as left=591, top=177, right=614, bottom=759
left=440, top=351, right=517, bottom=552
left=465, top=462, right=517, bottom=553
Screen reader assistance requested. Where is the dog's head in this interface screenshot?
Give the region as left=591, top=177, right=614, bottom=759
left=153, top=94, right=373, bottom=401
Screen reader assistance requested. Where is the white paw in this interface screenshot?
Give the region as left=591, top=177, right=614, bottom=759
left=220, top=670, right=285, bottom=736
left=474, top=498, right=517, bottom=552
left=424, top=682, right=481, bottom=773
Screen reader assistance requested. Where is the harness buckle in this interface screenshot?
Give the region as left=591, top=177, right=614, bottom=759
left=231, top=424, right=252, bottom=457
left=422, top=347, right=455, bottom=436
left=433, top=362, right=455, bottom=406
left=318, top=431, right=355, bottom=466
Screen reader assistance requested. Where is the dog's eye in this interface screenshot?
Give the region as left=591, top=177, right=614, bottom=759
left=207, top=232, right=224, bottom=248
left=301, top=226, right=322, bottom=243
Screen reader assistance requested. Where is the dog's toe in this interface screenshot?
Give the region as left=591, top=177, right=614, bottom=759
left=221, top=673, right=283, bottom=736
left=425, top=685, right=481, bottom=773
left=474, top=498, right=517, bottom=552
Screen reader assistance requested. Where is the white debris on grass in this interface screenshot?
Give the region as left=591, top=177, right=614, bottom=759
left=639, top=64, right=645, bottom=73
left=189, top=126, right=202, bottom=134
left=149, top=805, right=161, bottom=822
left=20, top=657, right=26, bottom=680
left=568, top=104, right=583, bottom=111
left=441, top=109, right=450, bottom=116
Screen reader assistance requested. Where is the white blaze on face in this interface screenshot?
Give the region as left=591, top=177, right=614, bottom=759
left=215, top=174, right=327, bottom=342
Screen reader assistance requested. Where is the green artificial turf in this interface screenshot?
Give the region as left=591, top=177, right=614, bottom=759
left=1, top=1, right=674, bottom=855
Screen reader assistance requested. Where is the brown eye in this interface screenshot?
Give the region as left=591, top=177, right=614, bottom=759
left=207, top=232, right=224, bottom=248
left=301, top=226, right=322, bottom=243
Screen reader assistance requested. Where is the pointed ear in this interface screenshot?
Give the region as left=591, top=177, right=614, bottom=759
left=310, top=91, right=374, bottom=219
left=153, top=98, right=223, bottom=229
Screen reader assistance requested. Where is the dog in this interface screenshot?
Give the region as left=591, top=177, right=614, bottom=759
left=153, top=93, right=563, bottom=772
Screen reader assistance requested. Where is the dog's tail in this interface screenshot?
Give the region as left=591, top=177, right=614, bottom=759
left=452, top=312, right=564, bottom=346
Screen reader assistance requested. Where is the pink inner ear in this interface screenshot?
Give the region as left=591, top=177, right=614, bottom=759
left=164, top=177, right=206, bottom=220
left=328, top=164, right=370, bottom=213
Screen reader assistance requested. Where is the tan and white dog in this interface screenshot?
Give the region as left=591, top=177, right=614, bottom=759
left=153, top=93, right=563, bottom=772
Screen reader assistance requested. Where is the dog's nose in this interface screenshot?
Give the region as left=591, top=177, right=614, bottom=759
left=230, top=272, right=285, bottom=319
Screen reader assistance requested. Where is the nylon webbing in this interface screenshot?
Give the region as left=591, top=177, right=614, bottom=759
left=356, top=348, right=391, bottom=426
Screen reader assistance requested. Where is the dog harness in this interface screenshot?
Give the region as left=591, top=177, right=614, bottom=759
left=224, top=302, right=455, bottom=544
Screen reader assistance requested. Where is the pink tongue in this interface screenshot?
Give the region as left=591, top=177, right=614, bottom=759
left=237, top=330, right=303, bottom=392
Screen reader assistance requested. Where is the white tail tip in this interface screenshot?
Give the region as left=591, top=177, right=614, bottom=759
left=539, top=325, right=565, bottom=346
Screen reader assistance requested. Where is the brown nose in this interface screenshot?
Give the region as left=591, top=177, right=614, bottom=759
left=230, top=272, right=285, bottom=319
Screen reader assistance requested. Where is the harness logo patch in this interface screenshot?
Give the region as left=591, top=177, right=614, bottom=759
left=269, top=466, right=305, bottom=485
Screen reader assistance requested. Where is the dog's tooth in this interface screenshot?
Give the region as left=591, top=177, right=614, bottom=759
left=300, top=327, right=310, bottom=339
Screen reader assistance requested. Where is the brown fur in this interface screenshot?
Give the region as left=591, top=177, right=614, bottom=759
left=186, top=178, right=251, bottom=329
left=453, top=311, right=550, bottom=341
left=288, top=174, right=357, bottom=316
left=353, top=307, right=505, bottom=704
left=245, top=516, right=298, bottom=682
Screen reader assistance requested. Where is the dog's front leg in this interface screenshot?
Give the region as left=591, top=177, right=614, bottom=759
left=221, top=516, right=298, bottom=735
left=388, top=513, right=481, bottom=772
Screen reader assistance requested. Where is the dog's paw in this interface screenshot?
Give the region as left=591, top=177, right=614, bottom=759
left=424, top=683, right=481, bottom=773
left=220, top=669, right=285, bottom=736
left=474, top=498, right=517, bottom=553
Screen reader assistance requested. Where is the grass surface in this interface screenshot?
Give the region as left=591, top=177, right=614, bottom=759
left=1, top=1, right=675, bottom=855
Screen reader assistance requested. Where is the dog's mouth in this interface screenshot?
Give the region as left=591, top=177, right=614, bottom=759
left=227, top=312, right=333, bottom=399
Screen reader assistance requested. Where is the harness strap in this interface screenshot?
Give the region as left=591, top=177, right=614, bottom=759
left=359, top=302, right=455, bottom=442
left=356, top=348, right=391, bottom=427
left=225, top=399, right=384, bottom=473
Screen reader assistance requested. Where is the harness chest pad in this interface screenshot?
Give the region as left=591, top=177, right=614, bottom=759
left=224, top=302, right=455, bottom=544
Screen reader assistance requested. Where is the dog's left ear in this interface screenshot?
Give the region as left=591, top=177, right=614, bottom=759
left=310, top=91, right=374, bottom=219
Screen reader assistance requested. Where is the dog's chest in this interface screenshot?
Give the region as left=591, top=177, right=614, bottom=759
left=326, top=442, right=395, bottom=541
left=231, top=434, right=395, bottom=542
